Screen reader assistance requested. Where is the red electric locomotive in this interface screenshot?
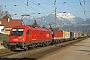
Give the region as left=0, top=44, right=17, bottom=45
left=52, top=30, right=63, bottom=44
left=8, top=25, right=52, bottom=50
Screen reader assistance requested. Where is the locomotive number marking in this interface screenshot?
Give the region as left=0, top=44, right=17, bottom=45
left=14, top=39, right=18, bottom=41
left=18, top=37, right=21, bottom=38
left=32, top=39, right=36, bottom=40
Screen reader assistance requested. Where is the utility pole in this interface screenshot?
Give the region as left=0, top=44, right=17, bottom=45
left=60, top=12, right=66, bottom=30
left=54, top=0, right=56, bottom=30
left=66, top=21, right=70, bottom=31
left=74, top=24, right=76, bottom=32
left=54, top=7, right=56, bottom=30
left=68, top=21, right=70, bottom=31
left=60, top=17, right=62, bottom=30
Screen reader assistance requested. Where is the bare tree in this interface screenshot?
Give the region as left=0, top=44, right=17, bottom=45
left=3, top=11, right=12, bottom=19
left=0, top=6, right=4, bottom=18
left=0, top=6, right=12, bottom=18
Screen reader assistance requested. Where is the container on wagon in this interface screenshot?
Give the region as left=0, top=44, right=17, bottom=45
left=63, top=31, right=70, bottom=40
left=70, top=32, right=74, bottom=40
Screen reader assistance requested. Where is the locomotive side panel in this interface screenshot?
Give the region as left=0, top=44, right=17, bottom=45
left=30, top=28, right=52, bottom=42
left=52, top=30, right=63, bottom=44
left=53, top=30, right=63, bottom=39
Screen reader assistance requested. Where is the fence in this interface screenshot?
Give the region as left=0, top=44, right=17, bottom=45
left=0, top=33, right=9, bottom=42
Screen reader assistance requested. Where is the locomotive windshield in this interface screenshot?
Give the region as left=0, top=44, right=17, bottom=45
left=11, top=28, right=24, bottom=36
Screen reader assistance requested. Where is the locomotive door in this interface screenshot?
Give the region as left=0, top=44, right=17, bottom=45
left=31, top=30, right=37, bottom=41
left=26, top=30, right=30, bottom=42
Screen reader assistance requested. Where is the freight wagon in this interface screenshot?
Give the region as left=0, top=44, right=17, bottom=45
left=78, top=33, right=81, bottom=38
left=74, top=32, right=78, bottom=39
left=70, top=32, right=74, bottom=40
left=63, top=31, right=70, bottom=41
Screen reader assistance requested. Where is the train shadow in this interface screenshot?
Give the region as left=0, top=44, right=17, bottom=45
left=72, top=44, right=90, bottom=47
left=12, top=50, right=25, bottom=52
left=77, top=50, right=90, bottom=52
left=20, top=57, right=37, bottom=60
left=0, top=58, right=37, bottom=60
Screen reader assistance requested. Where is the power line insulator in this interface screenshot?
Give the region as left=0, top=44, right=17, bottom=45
left=63, top=2, right=66, bottom=4
left=38, top=3, right=40, bottom=5
left=84, top=1, right=85, bottom=4
left=54, top=0, right=56, bottom=5
left=80, top=2, right=82, bottom=6
left=27, top=0, right=28, bottom=6
left=84, top=11, right=85, bottom=14
left=14, top=5, right=17, bottom=6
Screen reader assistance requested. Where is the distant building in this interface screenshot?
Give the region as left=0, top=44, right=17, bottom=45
left=0, top=25, right=5, bottom=34
left=0, top=18, right=22, bottom=35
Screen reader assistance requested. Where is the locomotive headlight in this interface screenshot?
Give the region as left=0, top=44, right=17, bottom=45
left=22, top=38, right=24, bottom=41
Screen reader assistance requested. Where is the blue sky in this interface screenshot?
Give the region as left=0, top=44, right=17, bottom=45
left=0, top=0, right=90, bottom=19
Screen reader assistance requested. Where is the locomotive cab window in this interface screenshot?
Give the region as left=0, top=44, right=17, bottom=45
left=11, top=28, right=24, bottom=36
left=52, top=30, right=54, bottom=34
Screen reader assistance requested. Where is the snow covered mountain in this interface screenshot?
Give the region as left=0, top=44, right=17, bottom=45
left=77, top=18, right=90, bottom=33
left=23, top=12, right=85, bottom=28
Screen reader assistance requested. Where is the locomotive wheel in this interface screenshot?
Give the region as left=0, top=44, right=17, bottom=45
left=60, top=40, right=63, bottom=43
left=42, top=42, right=45, bottom=47
left=45, top=42, right=50, bottom=46
left=10, top=47, right=14, bottom=51
left=57, top=40, right=60, bottom=43
left=24, top=47, right=28, bottom=50
left=65, top=40, right=67, bottom=42
left=10, top=48, right=13, bottom=51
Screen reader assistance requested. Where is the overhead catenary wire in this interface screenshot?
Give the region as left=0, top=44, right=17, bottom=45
left=5, top=8, right=25, bottom=14
left=3, top=0, right=38, bottom=18
left=2, top=0, right=89, bottom=20
left=79, top=0, right=87, bottom=19
left=83, top=0, right=87, bottom=19
left=28, top=0, right=52, bottom=13
left=5, top=0, right=53, bottom=18
left=12, top=0, right=40, bottom=12
left=2, top=5, right=25, bottom=18
left=46, top=0, right=62, bottom=13
left=18, top=0, right=40, bottom=12
left=1, top=4, right=25, bottom=16
left=56, top=1, right=90, bottom=4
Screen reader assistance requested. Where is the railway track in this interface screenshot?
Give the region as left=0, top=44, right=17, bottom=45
left=0, top=49, right=22, bottom=58
left=0, top=37, right=88, bottom=60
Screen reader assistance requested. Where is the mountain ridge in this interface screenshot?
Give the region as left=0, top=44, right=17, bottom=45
left=24, top=12, right=85, bottom=27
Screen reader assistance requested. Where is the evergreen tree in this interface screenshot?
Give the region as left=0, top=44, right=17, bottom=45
left=32, top=20, right=40, bottom=27
left=42, top=25, right=46, bottom=28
